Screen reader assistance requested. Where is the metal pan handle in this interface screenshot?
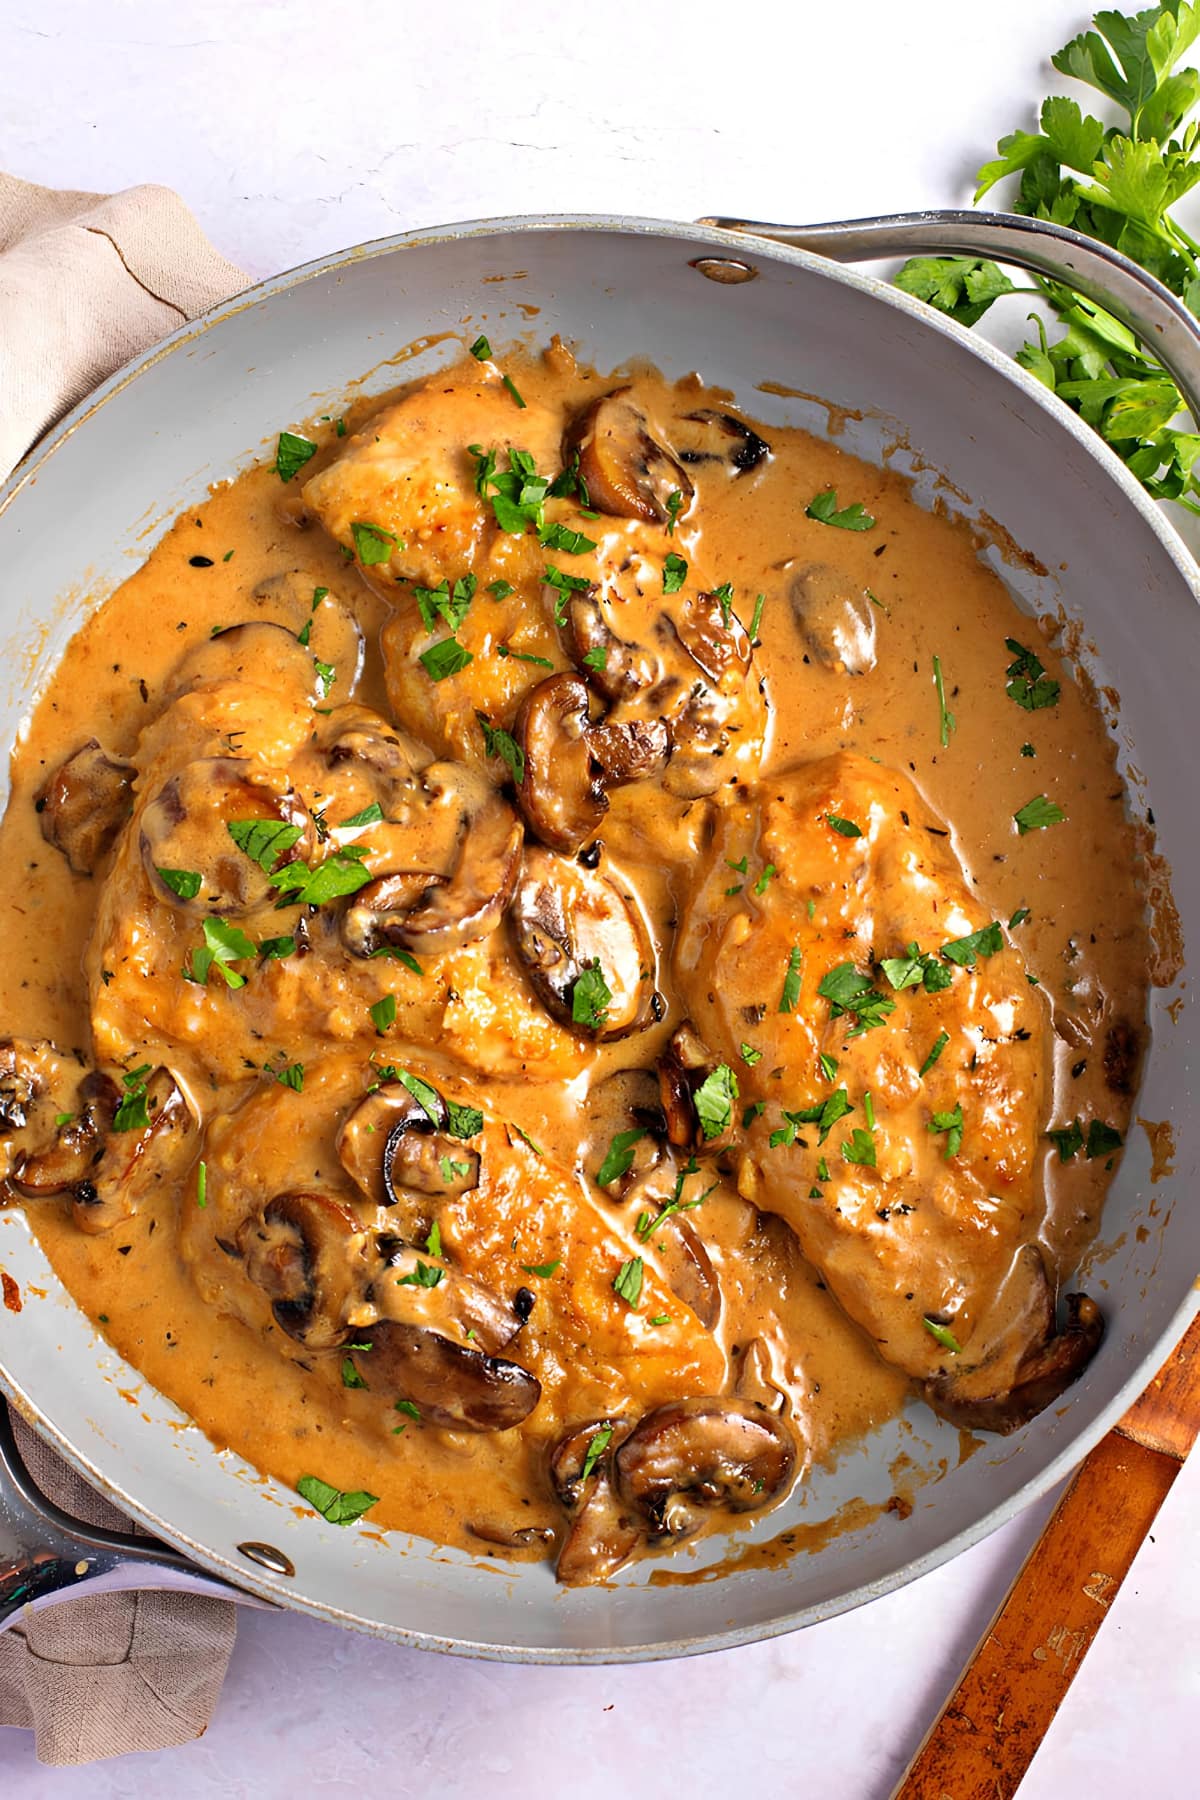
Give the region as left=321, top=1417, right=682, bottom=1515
left=699, top=209, right=1200, bottom=424
left=0, top=1399, right=253, bottom=1632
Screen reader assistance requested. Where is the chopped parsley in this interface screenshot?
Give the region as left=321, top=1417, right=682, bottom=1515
left=922, top=1317, right=961, bottom=1355
left=665, top=489, right=684, bottom=534
left=749, top=591, right=766, bottom=642
left=341, top=1358, right=368, bottom=1390
left=826, top=814, right=863, bottom=838
left=662, top=552, right=688, bottom=595
left=268, top=845, right=374, bottom=908
left=469, top=445, right=550, bottom=534
left=156, top=866, right=201, bottom=900
left=1009, top=906, right=1031, bottom=927
left=740, top=1041, right=764, bottom=1067
left=502, top=373, right=526, bottom=409
left=940, top=922, right=1004, bottom=967
left=469, top=333, right=492, bottom=360
left=196, top=1160, right=207, bottom=1208
left=425, top=1221, right=443, bottom=1257
left=497, top=644, right=554, bottom=668
left=477, top=713, right=525, bottom=784
left=580, top=1425, right=614, bottom=1482
left=440, top=1154, right=473, bottom=1183
left=583, top=645, right=608, bottom=672
left=1048, top=1118, right=1123, bottom=1163
left=771, top=1088, right=854, bottom=1149
left=753, top=862, right=778, bottom=896
left=226, top=818, right=304, bottom=874
left=396, top=1260, right=444, bottom=1289
left=933, top=654, right=956, bottom=747
left=778, top=945, right=804, bottom=1013
left=369, top=994, right=397, bottom=1035
left=296, top=1476, right=378, bottom=1527
left=313, top=657, right=336, bottom=699
left=521, top=1259, right=561, bottom=1279
left=694, top=1063, right=738, bottom=1139
left=275, top=431, right=317, bottom=483
left=446, top=1099, right=484, bottom=1139
left=350, top=521, right=399, bottom=566
left=259, top=933, right=298, bottom=960
left=880, top=943, right=954, bottom=993
left=596, top=1127, right=646, bottom=1187
left=396, top=1070, right=441, bottom=1121
left=540, top=521, right=597, bottom=556
left=413, top=574, right=476, bottom=633
left=612, top=1256, right=644, bottom=1309
left=266, top=1058, right=305, bottom=1092
left=1005, top=638, right=1060, bottom=712
left=817, top=962, right=896, bottom=1037
left=1015, top=794, right=1066, bottom=834
left=184, top=917, right=257, bottom=989
left=841, top=1127, right=877, bottom=1167
left=929, top=1102, right=964, bottom=1158
left=419, top=637, right=474, bottom=682
left=818, top=1051, right=838, bottom=1081
left=341, top=802, right=384, bottom=830
left=919, top=1030, right=950, bottom=1077
left=806, top=488, right=876, bottom=531
left=571, top=959, right=612, bottom=1030
left=488, top=578, right=515, bottom=600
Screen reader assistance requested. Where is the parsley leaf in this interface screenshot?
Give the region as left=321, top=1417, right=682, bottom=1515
left=341, top=1357, right=368, bottom=1390
left=665, top=490, right=685, bottom=534
left=817, top=962, right=896, bottom=1036
left=350, top=521, right=399, bottom=566
left=296, top=1476, right=378, bottom=1527
left=112, top=1063, right=153, bottom=1132
left=940, top=922, right=1004, bottom=967
left=841, top=1127, right=877, bottom=1167
left=476, top=712, right=525, bottom=783
left=612, top=1256, right=644, bottom=1309
left=826, top=814, right=863, bottom=838
left=369, top=994, right=397, bottom=1035
left=929, top=1102, right=965, bottom=1158
left=694, top=1063, right=738, bottom=1140
left=778, top=945, right=803, bottom=1013
left=880, top=942, right=954, bottom=993
left=396, top=1260, right=444, bottom=1289
left=419, top=637, right=473, bottom=682
left=580, top=1425, right=614, bottom=1482
left=156, top=867, right=201, bottom=900
left=1015, top=794, right=1066, bottom=834
left=922, top=1316, right=962, bottom=1355
left=740, top=1041, right=764, bottom=1066
left=469, top=333, right=492, bottom=360
left=446, top=1099, right=484, bottom=1139
left=806, top=488, right=876, bottom=531
left=268, top=846, right=374, bottom=908
left=1087, top=1119, right=1124, bottom=1160
left=1005, top=638, right=1061, bottom=711
left=933, top=654, right=957, bottom=747
left=596, top=1127, right=646, bottom=1187
left=227, top=818, right=304, bottom=874
left=662, top=552, right=688, bottom=594
left=275, top=431, right=317, bottom=483
left=571, top=959, right=612, bottom=1030
left=521, top=1259, right=561, bottom=1279
left=919, top=1029, right=950, bottom=1076
left=184, top=917, right=257, bottom=989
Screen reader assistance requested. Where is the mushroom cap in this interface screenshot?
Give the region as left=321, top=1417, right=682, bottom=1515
left=336, top=1080, right=484, bottom=1245
left=564, top=389, right=694, bottom=525
left=510, top=844, right=656, bottom=1040
left=139, top=756, right=313, bottom=914
left=0, top=1040, right=114, bottom=1195
left=614, top=1397, right=796, bottom=1538
left=350, top=1319, right=540, bottom=1432
left=72, top=1069, right=197, bottom=1236
left=923, top=1292, right=1105, bottom=1435
left=37, top=740, right=134, bottom=876
left=240, top=1188, right=366, bottom=1349
left=250, top=572, right=366, bottom=694
left=549, top=1417, right=641, bottom=1586
left=674, top=408, right=772, bottom=478
left=788, top=562, right=878, bottom=676
left=515, top=674, right=608, bottom=852
left=674, top=592, right=753, bottom=696
left=170, top=620, right=326, bottom=703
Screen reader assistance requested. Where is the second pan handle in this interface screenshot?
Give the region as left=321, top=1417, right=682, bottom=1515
left=699, top=209, right=1200, bottom=425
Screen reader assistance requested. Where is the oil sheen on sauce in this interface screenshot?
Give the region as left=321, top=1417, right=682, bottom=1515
left=0, top=345, right=1151, bottom=1569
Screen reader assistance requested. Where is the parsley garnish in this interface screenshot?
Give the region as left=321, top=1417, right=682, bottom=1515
left=818, top=1051, right=838, bottom=1081
left=940, top=922, right=1004, bottom=967
left=266, top=1057, right=305, bottom=1091
left=296, top=1476, right=378, bottom=1527
left=413, top=574, right=476, bottom=633
left=369, top=994, right=397, bottom=1035
left=826, top=814, right=863, bottom=838
left=880, top=943, right=954, bottom=993
left=1015, top=794, right=1066, bottom=834
left=477, top=713, right=525, bottom=783
left=521, top=1259, right=561, bottom=1279
left=420, top=637, right=473, bottom=682
left=929, top=1103, right=964, bottom=1158
left=275, top=431, right=317, bottom=483
left=425, top=1221, right=443, bottom=1257
left=196, top=1160, right=207, bottom=1208
left=341, top=802, right=384, bottom=831
left=596, top=1128, right=646, bottom=1187
left=753, top=862, right=777, bottom=896
left=502, top=373, right=526, bottom=409
left=665, top=489, right=684, bottom=534
left=771, top=1088, right=854, bottom=1149
left=440, top=1154, right=472, bottom=1184
left=313, top=657, right=336, bottom=699
left=1005, top=639, right=1061, bottom=711
left=933, top=654, right=956, bottom=747
left=806, top=489, right=875, bottom=531
left=635, top=1156, right=715, bottom=1241
left=540, top=521, right=597, bottom=555
left=268, top=846, right=374, bottom=908
left=694, top=1063, right=738, bottom=1139
left=341, top=1358, right=368, bottom=1390
left=1049, top=1118, right=1123, bottom=1162
left=740, top=1041, right=763, bottom=1067
left=469, top=334, right=492, bottom=360
left=817, top=962, right=896, bottom=1036
left=662, top=552, right=688, bottom=594
left=583, top=645, right=608, bottom=672
left=497, top=644, right=553, bottom=668
left=397, top=1070, right=441, bottom=1121
left=446, top=1099, right=484, bottom=1139
left=571, top=959, right=612, bottom=1030
left=749, top=591, right=766, bottom=642
left=156, top=867, right=201, bottom=900
left=919, top=1030, right=950, bottom=1077
left=841, top=1127, right=877, bottom=1167
left=580, top=1425, right=614, bottom=1482
left=350, top=521, right=399, bottom=566
left=397, top=1260, right=444, bottom=1289
left=226, top=818, right=304, bottom=874
left=922, top=1317, right=961, bottom=1355
left=184, top=918, right=256, bottom=989
left=469, top=445, right=550, bottom=534
left=612, top=1257, right=644, bottom=1309
left=488, top=578, right=515, bottom=600
left=779, top=945, right=803, bottom=1013
left=112, top=1064, right=153, bottom=1132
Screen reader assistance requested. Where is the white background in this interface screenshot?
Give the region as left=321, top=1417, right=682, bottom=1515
left=2, top=1, right=1198, bottom=1792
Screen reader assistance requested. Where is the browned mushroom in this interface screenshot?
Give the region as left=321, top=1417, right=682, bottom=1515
left=788, top=563, right=878, bottom=675
left=340, top=763, right=523, bottom=958
left=614, top=1398, right=796, bottom=1539
left=564, top=389, right=693, bottom=525
left=510, top=845, right=655, bottom=1039
left=349, top=1320, right=540, bottom=1431
left=71, top=1069, right=198, bottom=1236
left=566, top=590, right=659, bottom=703
left=674, top=592, right=752, bottom=695
left=661, top=686, right=740, bottom=799
left=321, top=705, right=432, bottom=781
left=673, top=408, right=771, bottom=477
left=468, top=1520, right=556, bottom=1551
left=170, top=620, right=325, bottom=701
left=515, top=675, right=668, bottom=852
left=36, top=741, right=134, bottom=875
left=549, top=1418, right=640, bottom=1585
left=250, top=573, right=365, bottom=693
left=372, top=1244, right=522, bottom=1352
left=657, top=1021, right=737, bottom=1153
left=140, top=757, right=313, bottom=913
left=923, top=1292, right=1105, bottom=1435
left=336, top=1080, right=483, bottom=1241
left=240, top=1189, right=367, bottom=1349
left=10, top=1072, right=116, bottom=1199
left=0, top=1040, right=114, bottom=1195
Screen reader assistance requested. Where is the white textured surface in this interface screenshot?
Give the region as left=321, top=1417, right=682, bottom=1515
left=1, top=0, right=1198, bottom=1789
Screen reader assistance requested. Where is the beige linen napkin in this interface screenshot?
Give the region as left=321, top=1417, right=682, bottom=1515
left=0, top=173, right=247, bottom=1763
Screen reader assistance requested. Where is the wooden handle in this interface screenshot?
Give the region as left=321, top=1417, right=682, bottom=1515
left=894, top=1312, right=1200, bottom=1800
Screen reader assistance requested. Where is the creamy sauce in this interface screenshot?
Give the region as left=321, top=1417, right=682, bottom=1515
left=0, top=344, right=1151, bottom=1578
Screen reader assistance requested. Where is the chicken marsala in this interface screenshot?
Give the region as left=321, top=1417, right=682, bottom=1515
left=0, top=340, right=1150, bottom=1583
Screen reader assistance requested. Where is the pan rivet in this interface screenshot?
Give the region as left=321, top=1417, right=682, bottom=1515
left=237, top=1541, right=296, bottom=1577
left=689, top=257, right=758, bottom=285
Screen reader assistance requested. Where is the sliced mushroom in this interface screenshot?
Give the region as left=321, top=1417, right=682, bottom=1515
left=339, top=762, right=523, bottom=958
left=250, top=573, right=365, bottom=693
left=171, top=619, right=326, bottom=702
left=467, top=1520, right=555, bottom=1551
left=373, top=1245, right=521, bottom=1353
left=657, top=1218, right=721, bottom=1332
left=733, top=1338, right=788, bottom=1413
left=12, top=1072, right=116, bottom=1199
left=240, top=1189, right=366, bottom=1349
left=657, top=1021, right=735, bottom=1152
left=337, top=1081, right=483, bottom=1239
left=510, top=845, right=654, bottom=1039
left=614, top=1398, right=796, bottom=1539
left=674, top=593, right=752, bottom=695
left=564, top=389, right=693, bottom=525
left=924, top=1293, right=1105, bottom=1435
left=0, top=1040, right=114, bottom=1193
left=72, top=1069, right=198, bottom=1235
left=37, top=741, right=134, bottom=875
left=661, top=687, right=738, bottom=799
left=549, top=1418, right=640, bottom=1586
left=515, top=675, right=668, bottom=852
left=140, top=757, right=313, bottom=914
left=674, top=409, right=771, bottom=477
left=585, top=1068, right=667, bottom=1196
left=788, top=563, right=878, bottom=675
left=566, top=590, right=659, bottom=702
left=350, top=1319, right=540, bottom=1432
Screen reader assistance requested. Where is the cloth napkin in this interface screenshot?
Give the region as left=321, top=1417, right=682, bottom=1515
left=0, top=173, right=247, bottom=1763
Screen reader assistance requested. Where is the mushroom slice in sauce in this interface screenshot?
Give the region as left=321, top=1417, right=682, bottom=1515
left=240, top=1189, right=366, bottom=1350
left=340, top=763, right=523, bottom=958
left=564, top=389, right=694, bottom=525
left=170, top=620, right=325, bottom=702
left=350, top=1320, right=540, bottom=1432
left=674, top=592, right=753, bottom=695
left=549, top=1417, right=640, bottom=1586
left=787, top=563, right=878, bottom=676
left=657, top=1021, right=735, bottom=1153
left=140, top=757, right=313, bottom=914
left=510, top=845, right=655, bottom=1039
left=515, top=674, right=609, bottom=851
left=321, top=706, right=432, bottom=781
left=674, top=408, right=771, bottom=476
left=661, top=688, right=738, bottom=799
left=467, top=1520, right=555, bottom=1551
left=73, top=1069, right=198, bottom=1236
left=0, top=1040, right=115, bottom=1196
left=614, top=1397, right=796, bottom=1539
left=37, top=740, right=135, bottom=875
left=924, top=1292, right=1105, bottom=1435
left=250, top=572, right=366, bottom=693
left=566, top=590, right=659, bottom=703
left=336, top=1081, right=482, bottom=1242
left=372, top=1245, right=522, bottom=1353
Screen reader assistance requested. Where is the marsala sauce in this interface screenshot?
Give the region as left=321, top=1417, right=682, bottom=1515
left=0, top=346, right=1152, bottom=1567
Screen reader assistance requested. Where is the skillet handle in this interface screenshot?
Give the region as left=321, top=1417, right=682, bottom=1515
left=0, top=1398, right=254, bottom=1632
left=698, top=209, right=1200, bottom=424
